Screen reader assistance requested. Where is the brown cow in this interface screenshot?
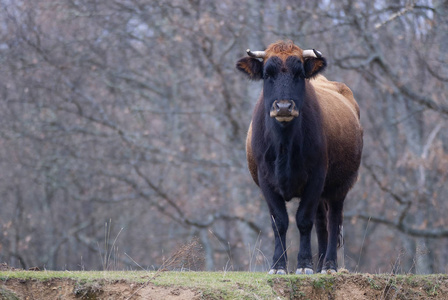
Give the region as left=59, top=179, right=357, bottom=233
left=237, top=41, right=363, bottom=274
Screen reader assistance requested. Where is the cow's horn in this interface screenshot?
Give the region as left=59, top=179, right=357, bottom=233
left=303, top=49, right=322, bottom=58
left=247, top=49, right=266, bottom=58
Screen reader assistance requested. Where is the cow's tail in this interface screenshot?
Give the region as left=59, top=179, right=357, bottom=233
left=337, top=225, right=344, bottom=248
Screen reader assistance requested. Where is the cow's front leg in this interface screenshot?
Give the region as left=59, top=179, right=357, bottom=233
left=295, top=174, right=325, bottom=275
left=261, top=183, right=289, bottom=274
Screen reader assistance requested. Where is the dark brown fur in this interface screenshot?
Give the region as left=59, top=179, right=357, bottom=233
left=247, top=75, right=362, bottom=196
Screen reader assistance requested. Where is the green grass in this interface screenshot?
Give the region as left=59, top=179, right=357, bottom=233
left=0, top=269, right=280, bottom=285
left=1, top=270, right=148, bottom=282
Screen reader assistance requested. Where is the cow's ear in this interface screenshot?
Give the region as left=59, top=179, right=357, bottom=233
left=236, top=57, right=263, bottom=81
left=303, top=57, right=327, bottom=79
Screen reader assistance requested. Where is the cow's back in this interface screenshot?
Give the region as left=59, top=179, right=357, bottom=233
left=309, top=75, right=363, bottom=195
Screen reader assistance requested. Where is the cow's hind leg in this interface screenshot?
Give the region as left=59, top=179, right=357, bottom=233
left=315, top=201, right=328, bottom=273
left=321, top=197, right=344, bottom=273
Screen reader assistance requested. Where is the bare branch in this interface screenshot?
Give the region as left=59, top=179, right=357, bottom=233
left=346, top=212, right=448, bottom=238
left=363, top=163, right=409, bottom=205
left=374, top=3, right=415, bottom=30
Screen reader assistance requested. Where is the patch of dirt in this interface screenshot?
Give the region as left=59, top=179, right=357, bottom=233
left=1, top=279, right=199, bottom=300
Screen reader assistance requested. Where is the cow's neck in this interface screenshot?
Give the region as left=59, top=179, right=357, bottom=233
left=268, top=115, right=304, bottom=199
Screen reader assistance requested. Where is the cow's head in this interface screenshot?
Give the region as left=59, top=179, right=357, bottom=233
left=236, top=41, right=326, bottom=124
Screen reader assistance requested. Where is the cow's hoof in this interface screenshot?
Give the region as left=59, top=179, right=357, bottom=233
left=321, top=269, right=337, bottom=274
left=296, top=268, right=314, bottom=275
left=268, top=269, right=287, bottom=275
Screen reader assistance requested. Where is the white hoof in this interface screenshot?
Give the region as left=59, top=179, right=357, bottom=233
left=268, top=269, right=287, bottom=275
left=296, top=268, right=314, bottom=275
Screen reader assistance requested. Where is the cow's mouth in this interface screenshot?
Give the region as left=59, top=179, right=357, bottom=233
left=270, top=100, right=299, bottom=122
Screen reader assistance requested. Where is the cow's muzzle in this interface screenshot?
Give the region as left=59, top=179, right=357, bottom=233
left=270, top=100, right=299, bottom=122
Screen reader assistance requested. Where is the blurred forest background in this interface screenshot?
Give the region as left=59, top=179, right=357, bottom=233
left=1, top=0, right=448, bottom=274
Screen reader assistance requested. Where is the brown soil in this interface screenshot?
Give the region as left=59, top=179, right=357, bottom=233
left=1, top=278, right=198, bottom=300
left=1, top=272, right=448, bottom=299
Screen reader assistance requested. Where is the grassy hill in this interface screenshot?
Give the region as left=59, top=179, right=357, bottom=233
left=1, top=268, right=448, bottom=299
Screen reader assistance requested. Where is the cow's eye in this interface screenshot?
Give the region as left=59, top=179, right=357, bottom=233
left=264, top=58, right=281, bottom=80
left=264, top=67, right=276, bottom=79
left=286, top=57, right=303, bottom=78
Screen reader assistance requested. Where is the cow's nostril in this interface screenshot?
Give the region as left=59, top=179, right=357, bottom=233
left=275, top=101, right=293, bottom=111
